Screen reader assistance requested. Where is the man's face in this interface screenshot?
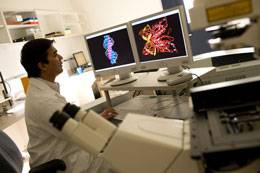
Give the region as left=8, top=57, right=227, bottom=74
left=39, top=45, right=63, bottom=80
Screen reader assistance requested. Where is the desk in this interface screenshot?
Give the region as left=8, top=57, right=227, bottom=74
left=113, top=95, right=193, bottom=120
left=100, top=67, right=215, bottom=106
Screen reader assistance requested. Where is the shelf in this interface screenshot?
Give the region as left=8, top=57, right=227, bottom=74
left=0, top=9, right=84, bottom=43
left=7, top=24, right=39, bottom=29
left=47, top=33, right=83, bottom=40
left=0, top=97, right=11, bottom=104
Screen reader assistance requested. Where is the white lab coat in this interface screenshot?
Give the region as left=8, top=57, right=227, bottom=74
left=25, top=78, right=113, bottom=173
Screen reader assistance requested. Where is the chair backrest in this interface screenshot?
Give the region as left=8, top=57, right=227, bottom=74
left=0, top=130, right=23, bottom=173
left=21, top=76, right=29, bottom=94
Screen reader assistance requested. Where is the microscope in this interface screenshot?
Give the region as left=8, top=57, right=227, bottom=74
left=50, top=100, right=260, bottom=173
left=189, top=0, right=260, bottom=172
left=190, top=0, right=260, bottom=52
left=50, top=103, right=200, bottom=173
left=190, top=0, right=260, bottom=84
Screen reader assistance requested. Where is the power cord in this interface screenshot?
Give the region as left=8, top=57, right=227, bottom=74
left=181, top=65, right=205, bottom=86
left=132, top=90, right=142, bottom=97
left=181, top=64, right=190, bottom=70
left=191, top=73, right=204, bottom=86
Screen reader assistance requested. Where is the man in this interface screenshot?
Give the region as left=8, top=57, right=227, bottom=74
left=21, top=38, right=117, bottom=172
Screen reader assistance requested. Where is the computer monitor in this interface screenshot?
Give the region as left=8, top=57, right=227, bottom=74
left=129, top=5, right=193, bottom=82
left=73, top=51, right=88, bottom=68
left=85, top=24, right=137, bottom=86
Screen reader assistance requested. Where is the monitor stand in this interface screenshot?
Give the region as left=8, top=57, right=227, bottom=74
left=157, top=66, right=192, bottom=85
left=110, top=73, right=137, bottom=86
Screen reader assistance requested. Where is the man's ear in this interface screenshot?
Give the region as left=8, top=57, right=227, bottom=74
left=38, top=62, right=47, bottom=71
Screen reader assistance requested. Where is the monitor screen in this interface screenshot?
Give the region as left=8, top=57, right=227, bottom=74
left=85, top=24, right=137, bottom=86
left=132, top=11, right=187, bottom=63
left=130, top=6, right=192, bottom=81
left=85, top=25, right=135, bottom=72
left=73, top=51, right=88, bottom=67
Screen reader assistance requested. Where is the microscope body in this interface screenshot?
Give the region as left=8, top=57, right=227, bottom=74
left=50, top=102, right=260, bottom=173
left=50, top=105, right=199, bottom=173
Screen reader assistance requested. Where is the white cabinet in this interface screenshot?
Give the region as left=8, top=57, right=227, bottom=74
left=61, top=12, right=83, bottom=36
left=36, top=10, right=63, bottom=38
left=0, top=9, right=84, bottom=43
left=36, top=10, right=83, bottom=39
left=1, top=10, right=42, bottom=43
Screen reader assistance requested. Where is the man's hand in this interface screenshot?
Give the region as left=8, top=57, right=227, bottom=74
left=100, top=107, right=118, bottom=119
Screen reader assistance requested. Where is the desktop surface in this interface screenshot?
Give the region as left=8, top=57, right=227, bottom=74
left=113, top=95, right=193, bottom=120
left=100, top=67, right=215, bottom=91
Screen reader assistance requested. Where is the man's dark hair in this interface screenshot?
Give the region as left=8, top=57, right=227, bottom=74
left=21, top=38, right=54, bottom=78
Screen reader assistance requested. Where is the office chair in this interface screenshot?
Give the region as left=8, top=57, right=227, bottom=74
left=0, top=130, right=66, bottom=173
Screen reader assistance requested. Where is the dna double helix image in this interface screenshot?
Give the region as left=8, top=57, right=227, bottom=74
left=103, top=35, right=118, bottom=65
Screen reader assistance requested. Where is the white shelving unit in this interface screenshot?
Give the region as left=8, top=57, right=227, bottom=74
left=7, top=24, right=39, bottom=29
left=2, top=10, right=42, bottom=43
left=0, top=11, right=11, bottom=43
left=0, top=9, right=84, bottom=43
left=77, top=13, right=89, bottom=34
left=36, top=10, right=83, bottom=39
left=61, top=12, right=83, bottom=36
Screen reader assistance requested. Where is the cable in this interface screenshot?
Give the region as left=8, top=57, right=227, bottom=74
left=181, top=65, right=205, bottom=86
left=178, top=88, right=188, bottom=96
left=181, top=64, right=191, bottom=70
left=191, top=73, right=204, bottom=86
left=151, top=96, right=188, bottom=113
left=132, top=90, right=137, bottom=97
left=132, top=90, right=138, bottom=97
left=133, top=90, right=142, bottom=97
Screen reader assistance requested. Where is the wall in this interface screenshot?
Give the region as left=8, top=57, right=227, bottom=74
left=0, top=35, right=88, bottom=79
left=0, top=0, right=73, bottom=11
left=0, top=42, right=26, bottom=80
left=70, top=0, right=163, bottom=33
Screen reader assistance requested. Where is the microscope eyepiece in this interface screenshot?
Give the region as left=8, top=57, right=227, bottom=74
left=49, top=111, right=70, bottom=130
left=63, top=103, right=80, bottom=118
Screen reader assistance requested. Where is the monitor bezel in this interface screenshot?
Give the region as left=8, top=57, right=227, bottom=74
left=85, top=23, right=138, bottom=78
left=128, top=5, right=193, bottom=70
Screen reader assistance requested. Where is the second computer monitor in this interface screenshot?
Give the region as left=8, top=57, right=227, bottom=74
left=130, top=5, right=193, bottom=81
left=73, top=51, right=88, bottom=68
left=85, top=24, right=137, bottom=86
